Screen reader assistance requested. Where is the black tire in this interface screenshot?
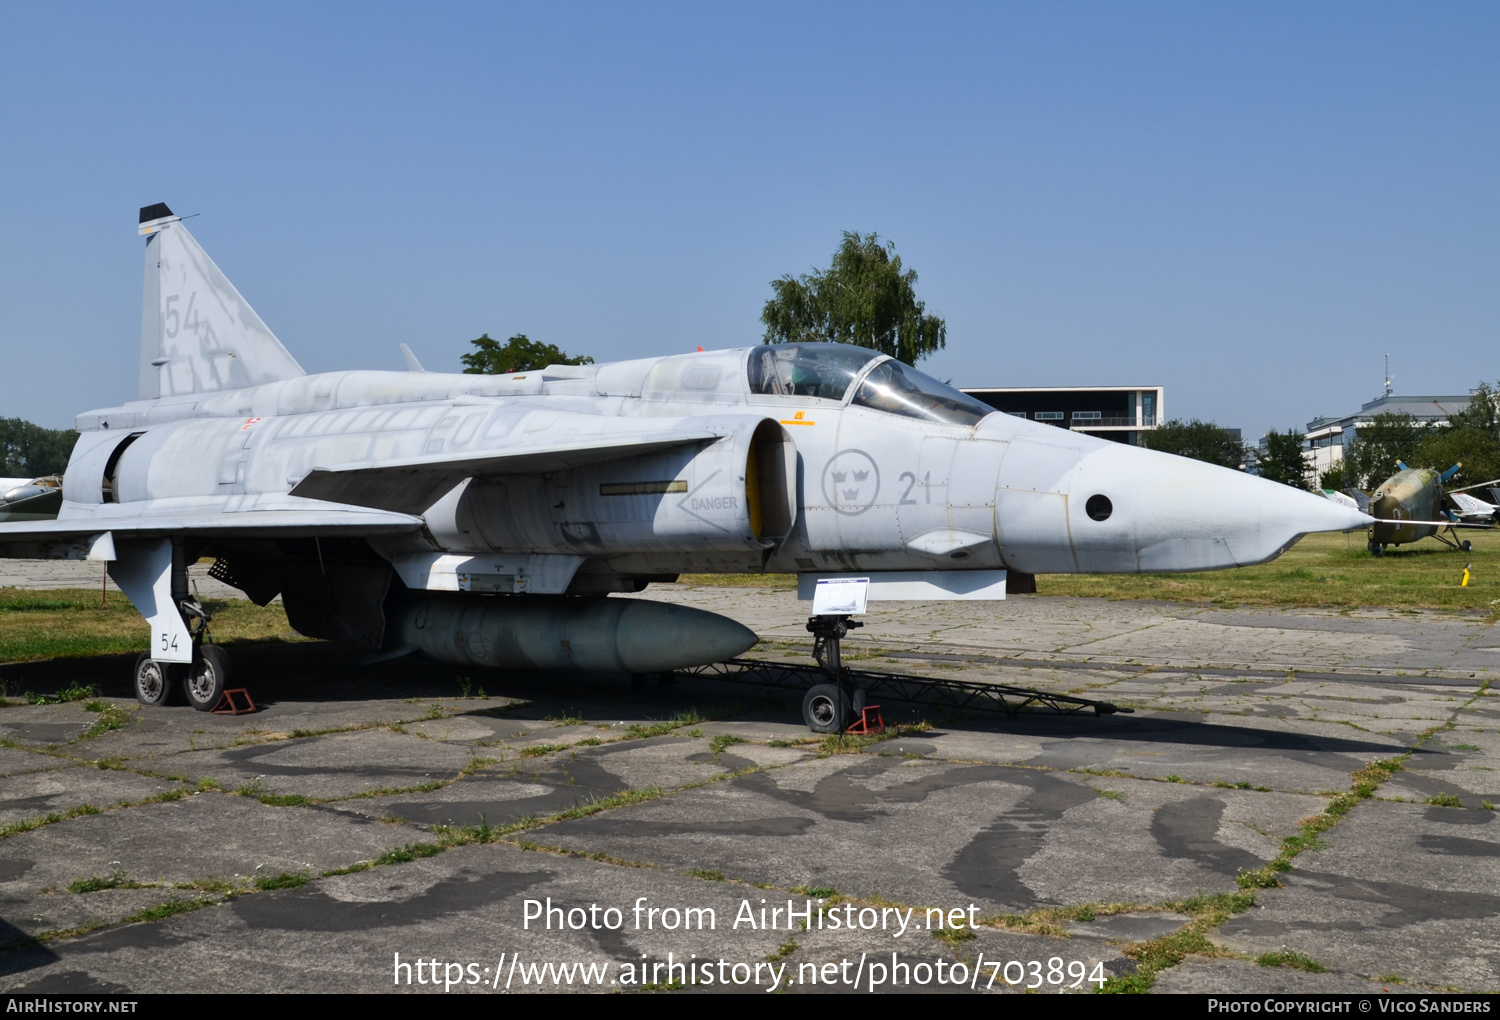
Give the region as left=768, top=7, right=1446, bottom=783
left=1461, top=540, right=1472, bottom=552
left=133, top=652, right=175, bottom=707
left=802, top=683, right=848, bottom=734
left=184, top=645, right=232, bottom=712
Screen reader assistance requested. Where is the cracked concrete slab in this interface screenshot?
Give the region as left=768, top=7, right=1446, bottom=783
left=0, top=794, right=412, bottom=940
left=0, top=767, right=189, bottom=826
left=0, top=587, right=1496, bottom=993
left=163, top=729, right=478, bottom=800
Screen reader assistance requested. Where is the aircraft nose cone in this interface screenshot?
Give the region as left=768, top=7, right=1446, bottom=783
left=1235, top=476, right=1372, bottom=563
left=1057, top=442, right=1373, bottom=573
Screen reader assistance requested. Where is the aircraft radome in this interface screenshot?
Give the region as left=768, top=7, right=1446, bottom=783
left=0, top=204, right=1372, bottom=728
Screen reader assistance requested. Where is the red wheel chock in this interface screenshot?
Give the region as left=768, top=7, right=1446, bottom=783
left=846, top=704, right=884, bottom=735
left=212, top=689, right=256, bottom=715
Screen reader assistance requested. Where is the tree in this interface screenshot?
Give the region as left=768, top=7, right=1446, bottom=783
left=761, top=232, right=946, bottom=363
left=0, top=418, right=77, bottom=477
left=1142, top=419, right=1246, bottom=470
left=460, top=333, right=593, bottom=375
left=1413, top=380, right=1500, bottom=487
left=1319, top=463, right=1346, bottom=490
left=1340, top=412, right=1421, bottom=491
left=1257, top=429, right=1311, bottom=490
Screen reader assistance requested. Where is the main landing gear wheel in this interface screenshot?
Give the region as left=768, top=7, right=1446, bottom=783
left=1461, top=540, right=1473, bottom=552
left=1368, top=540, right=1383, bottom=557
left=802, top=683, right=849, bottom=734
left=184, top=645, right=233, bottom=712
left=133, top=652, right=179, bottom=707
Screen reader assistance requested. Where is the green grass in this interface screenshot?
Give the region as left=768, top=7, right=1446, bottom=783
left=709, top=734, right=747, bottom=755
left=1257, top=950, right=1327, bottom=972
left=125, top=897, right=212, bottom=923
left=0, top=588, right=299, bottom=663
left=1426, top=792, right=1463, bottom=807
left=1236, top=754, right=1408, bottom=891
left=3, top=531, right=1494, bottom=668
left=252, top=871, right=309, bottom=891
left=1098, top=892, right=1254, bottom=993
left=676, top=573, right=796, bottom=590
left=256, top=794, right=310, bottom=807
left=674, top=532, right=1500, bottom=611
left=374, top=842, right=446, bottom=865
left=1090, top=751, right=1414, bottom=992
left=767, top=937, right=799, bottom=961
left=624, top=710, right=707, bottom=740
left=791, top=885, right=839, bottom=901
left=80, top=701, right=128, bottom=739
left=1036, top=530, right=1500, bottom=612
left=0, top=804, right=101, bottom=839
left=69, top=869, right=147, bottom=893
left=688, top=869, right=724, bottom=881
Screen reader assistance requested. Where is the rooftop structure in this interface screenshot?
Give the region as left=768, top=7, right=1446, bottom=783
left=961, top=386, right=1164, bottom=445
left=1303, top=393, right=1473, bottom=478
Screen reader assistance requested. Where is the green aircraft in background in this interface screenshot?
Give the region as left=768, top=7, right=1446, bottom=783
left=1330, top=463, right=1500, bottom=556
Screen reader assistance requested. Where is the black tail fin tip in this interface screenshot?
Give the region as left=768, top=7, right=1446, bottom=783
left=139, top=203, right=173, bottom=224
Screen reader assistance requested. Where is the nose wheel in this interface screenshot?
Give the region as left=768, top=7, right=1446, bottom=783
left=800, top=615, right=870, bottom=733
left=802, top=683, right=850, bottom=733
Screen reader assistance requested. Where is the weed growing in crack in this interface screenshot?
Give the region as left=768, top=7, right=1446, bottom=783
left=69, top=868, right=148, bottom=893
left=1257, top=950, right=1327, bottom=972
left=253, top=871, right=310, bottom=891
left=709, top=735, right=747, bottom=756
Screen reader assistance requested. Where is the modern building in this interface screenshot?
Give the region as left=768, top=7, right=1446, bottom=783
left=961, top=386, right=1164, bottom=445
left=1303, top=393, right=1473, bottom=478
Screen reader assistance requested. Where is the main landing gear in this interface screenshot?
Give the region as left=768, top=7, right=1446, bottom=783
left=132, top=592, right=233, bottom=711
left=800, top=615, right=871, bottom=734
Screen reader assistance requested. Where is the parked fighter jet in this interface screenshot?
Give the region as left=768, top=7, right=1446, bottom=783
left=1450, top=490, right=1500, bottom=525
left=0, top=205, right=1371, bottom=724
left=0, top=476, right=62, bottom=523
left=1353, top=463, right=1498, bottom=555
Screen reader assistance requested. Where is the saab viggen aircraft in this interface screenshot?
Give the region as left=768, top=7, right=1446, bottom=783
left=0, top=205, right=1371, bottom=726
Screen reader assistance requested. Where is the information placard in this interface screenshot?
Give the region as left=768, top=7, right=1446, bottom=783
left=812, top=576, right=869, bottom=615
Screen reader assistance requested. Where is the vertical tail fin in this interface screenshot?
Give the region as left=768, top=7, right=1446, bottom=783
left=138, top=204, right=305, bottom=399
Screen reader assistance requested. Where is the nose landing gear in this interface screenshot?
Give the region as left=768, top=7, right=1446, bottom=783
left=800, top=615, right=874, bottom=733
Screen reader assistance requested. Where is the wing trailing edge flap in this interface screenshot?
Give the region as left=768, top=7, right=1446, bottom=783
left=289, top=431, right=719, bottom=514
left=0, top=495, right=422, bottom=557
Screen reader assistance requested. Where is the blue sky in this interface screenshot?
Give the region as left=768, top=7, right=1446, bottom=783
left=2, top=3, right=1496, bottom=437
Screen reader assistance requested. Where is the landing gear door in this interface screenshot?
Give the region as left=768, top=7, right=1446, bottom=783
left=109, top=537, right=193, bottom=663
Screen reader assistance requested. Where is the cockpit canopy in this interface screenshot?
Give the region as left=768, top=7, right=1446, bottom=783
left=852, top=359, right=993, bottom=427
left=747, top=344, right=881, bottom=402
left=747, top=343, right=993, bottom=427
